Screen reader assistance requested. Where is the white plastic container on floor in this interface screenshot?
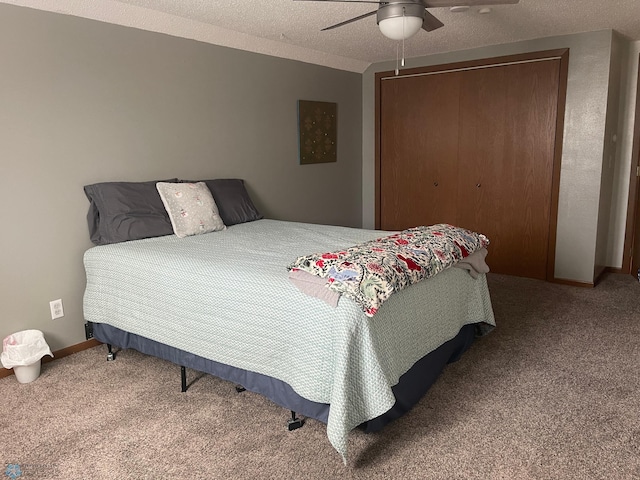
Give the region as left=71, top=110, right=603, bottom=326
left=13, top=360, right=42, bottom=384
left=1, top=330, right=53, bottom=383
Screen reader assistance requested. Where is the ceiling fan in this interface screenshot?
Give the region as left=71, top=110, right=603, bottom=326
left=294, top=0, right=520, bottom=41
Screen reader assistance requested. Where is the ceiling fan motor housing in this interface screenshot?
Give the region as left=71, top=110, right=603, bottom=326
left=376, top=1, right=426, bottom=24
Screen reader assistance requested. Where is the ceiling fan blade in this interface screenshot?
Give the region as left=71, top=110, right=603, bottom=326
left=421, top=0, right=518, bottom=6
left=422, top=10, right=444, bottom=32
left=321, top=10, right=378, bottom=31
left=293, top=0, right=383, bottom=4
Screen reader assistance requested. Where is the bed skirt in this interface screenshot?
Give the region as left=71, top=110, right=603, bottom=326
left=91, top=322, right=477, bottom=432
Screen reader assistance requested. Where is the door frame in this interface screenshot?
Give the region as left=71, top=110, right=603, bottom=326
left=622, top=53, right=640, bottom=276
left=374, top=49, right=569, bottom=281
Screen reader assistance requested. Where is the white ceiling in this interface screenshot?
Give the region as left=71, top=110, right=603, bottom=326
left=4, top=0, right=640, bottom=73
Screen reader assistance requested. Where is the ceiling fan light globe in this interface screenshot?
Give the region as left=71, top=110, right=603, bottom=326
left=379, top=16, right=423, bottom=41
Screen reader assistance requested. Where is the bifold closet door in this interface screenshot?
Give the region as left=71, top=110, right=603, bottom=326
left=379, top=57, right=561, bottom=280
left=379, top=72, right=463, bottom=231
left=456, top=60, right=560, bottom=280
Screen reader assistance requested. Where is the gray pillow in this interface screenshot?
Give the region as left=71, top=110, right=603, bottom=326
left=84, top=179, right=178, bottom=245
left=181, top=179, right=263, bottom=226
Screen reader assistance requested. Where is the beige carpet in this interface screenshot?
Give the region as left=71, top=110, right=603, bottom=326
left=1, top=273, right=639, bottom=479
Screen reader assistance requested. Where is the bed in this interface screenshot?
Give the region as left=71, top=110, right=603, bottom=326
left=82, top=178, right=495, bottom=463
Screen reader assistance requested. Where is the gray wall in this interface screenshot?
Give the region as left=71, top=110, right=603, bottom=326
left=0, top=4, right=362, bottom=351
left=362, top=30, right=634, bottom=284
left=595, top=31, right=626, bottom=277
left=609, top=40, right=640, bottom=267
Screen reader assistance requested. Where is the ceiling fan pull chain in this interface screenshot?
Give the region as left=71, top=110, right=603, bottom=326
left=402, top=7, right=406, bottom=67
left=395, top=42, right=399, bottom=76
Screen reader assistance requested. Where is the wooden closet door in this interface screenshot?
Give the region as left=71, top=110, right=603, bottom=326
left=457, top=60, right=560, bottom=279
left=378, top=54, right=563, bottom=280
left=380, top=72, right=462, bottom=230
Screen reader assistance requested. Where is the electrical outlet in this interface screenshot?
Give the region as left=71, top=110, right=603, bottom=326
left=49, top=299, right=64, bottom=320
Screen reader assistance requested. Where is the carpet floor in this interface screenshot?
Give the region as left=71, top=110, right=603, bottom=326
left=1, top=273, right=639, bottom=479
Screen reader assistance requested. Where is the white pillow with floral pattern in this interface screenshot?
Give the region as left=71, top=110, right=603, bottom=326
left=156, top=182, right=226, bottom=238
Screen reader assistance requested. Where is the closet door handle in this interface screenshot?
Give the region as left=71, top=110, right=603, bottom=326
left=433, top=181, right=439, bottom=187
left=476, top=183, right=481, bottom=188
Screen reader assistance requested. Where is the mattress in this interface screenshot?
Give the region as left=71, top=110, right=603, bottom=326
left=83, top=219, right=495, bottom=461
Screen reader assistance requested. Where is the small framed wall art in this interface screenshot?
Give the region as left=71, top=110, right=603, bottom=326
left=297, top=100, right=337, bottom=164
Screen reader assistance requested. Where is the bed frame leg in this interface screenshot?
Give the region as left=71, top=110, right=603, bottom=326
left=288, top=411, right=304, bottom=431
left=180, top=366, right=187, bottom=392
left=106, top=344, right=115, bottom=361
left=235, top=385, right=246, bottom=393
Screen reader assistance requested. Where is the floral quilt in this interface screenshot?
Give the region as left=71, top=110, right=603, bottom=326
left=288, top=224, right=489, bottom=316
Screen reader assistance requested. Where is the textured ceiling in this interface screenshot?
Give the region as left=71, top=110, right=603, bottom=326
left=3, top=0, right=640, bottom=72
